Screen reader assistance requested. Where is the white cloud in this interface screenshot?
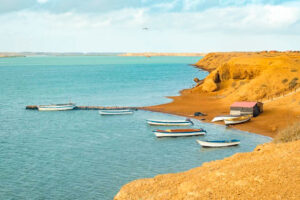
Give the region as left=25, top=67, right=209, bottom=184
left=37, top=0, right=48, bottom=4
left=0, top=3, right=299, bottom=52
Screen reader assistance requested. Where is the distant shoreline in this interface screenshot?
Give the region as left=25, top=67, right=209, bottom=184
left=0, top=52, right=207, bottom=57
left=119, top=52, right=207, bottom=57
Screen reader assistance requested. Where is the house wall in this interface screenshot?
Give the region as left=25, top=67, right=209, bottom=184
left=230, top=110, right=254, bottom=116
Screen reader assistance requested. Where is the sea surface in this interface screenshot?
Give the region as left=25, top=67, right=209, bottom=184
left=0, top=56, right=270, bottom=199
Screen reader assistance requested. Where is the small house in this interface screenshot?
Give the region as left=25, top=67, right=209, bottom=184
left=230, top=102, right=263, bottom=117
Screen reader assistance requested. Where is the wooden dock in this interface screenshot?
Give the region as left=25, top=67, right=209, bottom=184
left=25, top=105, right=139, bottom=110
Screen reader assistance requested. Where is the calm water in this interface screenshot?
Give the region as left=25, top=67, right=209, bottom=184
left=0, top=56, right=270, bottom=199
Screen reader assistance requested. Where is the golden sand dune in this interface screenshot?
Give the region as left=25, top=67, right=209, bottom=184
left=115, top=140, right=300, bottom=200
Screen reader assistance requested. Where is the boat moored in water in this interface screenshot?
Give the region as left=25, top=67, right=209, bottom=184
left=197, top=139, right=240, bottom=147
left=98, top=109, right=134, bottom=115
left=153, top=128, right=206, bottom=137
left=224, top=115, right=251, bottom=125
left=37, top=103, right=76, bottom=111
left=147, top=118, right=193, bottom=126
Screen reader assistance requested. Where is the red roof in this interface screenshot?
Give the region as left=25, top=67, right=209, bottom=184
left=231, top=102, right=257, bottom=108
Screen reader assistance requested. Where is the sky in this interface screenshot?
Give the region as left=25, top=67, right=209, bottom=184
left=0, top=0, right=299, bottom=52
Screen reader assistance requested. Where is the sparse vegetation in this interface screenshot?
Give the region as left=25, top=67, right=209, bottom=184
left=273, top=123, right=300, bottom=143
left=289, top=77, right=298, bottom=89
left=291, top=69, right=298, bottom=72
left=231, top=82, right=236, bottom=87
left=281, top=79, right=288, bottom=84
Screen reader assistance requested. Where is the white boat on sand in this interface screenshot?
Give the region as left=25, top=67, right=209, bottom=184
left=224, top=115, right=251, bottom=125
left=37, top=103, right=76, bottom=111
left=197, top=139, right=240, bottom=147
left=99, top=110, right=133, bottom=115
left=211, top=115, right=241, bottom=122
left=147, top=119, right=193, bottom=126
left=153, top=128, right=206, bottom=137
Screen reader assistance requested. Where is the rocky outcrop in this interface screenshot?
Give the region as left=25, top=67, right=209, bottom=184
left=193, top=51, right=300, bottom=101
left=115, top=140, right=300, bottom=200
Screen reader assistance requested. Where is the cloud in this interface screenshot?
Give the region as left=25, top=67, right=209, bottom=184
left=0, top=1, right=299, bottom=52
left=37, top=0, right=48, bottom=4
left=0, top=0, right=298, bottom=14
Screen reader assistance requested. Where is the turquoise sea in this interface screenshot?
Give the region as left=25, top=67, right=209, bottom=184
left=0, top=56, right=270, bottom=199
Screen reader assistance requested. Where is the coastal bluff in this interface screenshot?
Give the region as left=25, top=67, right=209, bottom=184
left=115, top=140, right=300, bottom=200
left=147, top=51, right=300, bottom=137
left=115, top=51, right=300, bottom=199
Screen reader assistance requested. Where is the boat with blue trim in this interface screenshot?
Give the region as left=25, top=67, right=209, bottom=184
left=197, top=139, right=240, bottom=147
left=153, top=128, right=206, bottom=137
left=147, top=118, right=193, bottom=126
left=37, top=103, right=76, bottom=111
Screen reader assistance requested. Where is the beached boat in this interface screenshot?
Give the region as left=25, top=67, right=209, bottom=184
left=224, top=115, right=251, bottom=125
left=37, top=103, right=76, bottom=111
left=153, top=128, right=206, bottom=137
left=98, top=109, right=133, bottom=115
left=211, top=115, right=241, bottom=122
left=147, top=119, right=193, bottom=126
left=197, top=139, right=240, bottom=147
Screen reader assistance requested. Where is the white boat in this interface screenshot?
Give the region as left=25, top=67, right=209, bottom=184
left=153, top=128, right=206, bottom=137
left=224, top=115, right=251, bottom=125
left=197, top=139, right=240, bottom=147
left=98, top=109, right=133, bottom=115
left=37, top=103, right=76, bottom=111
left=147, top=119, right=193, bottom=126
left=211, top=115, right=240, bottom=122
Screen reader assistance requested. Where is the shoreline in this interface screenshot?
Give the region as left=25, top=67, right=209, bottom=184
left=145, top=51, right=300, bottom=138
left=140, top=108, right=272, bottom=141
left=115, top=52, right=300, bottom=199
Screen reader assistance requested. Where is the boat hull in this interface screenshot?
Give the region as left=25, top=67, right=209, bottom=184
left=224, top=117, right=250, bottom=125
left=38, top=104, right=75, bottom=111
left=154, top=131, right=205, bottom=137
left=99, top=110, right=133, bottom=115
left=197, top=140, right=240, bottom=147
left=147, top=119, right=193, bottom=126
left=211, top=115, right=240, bottom=122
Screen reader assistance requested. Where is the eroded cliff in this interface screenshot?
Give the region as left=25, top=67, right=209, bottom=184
left=193, top=52, right=300, bottom=102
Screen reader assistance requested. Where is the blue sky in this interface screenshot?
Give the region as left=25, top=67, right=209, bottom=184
left=0, top=0, right=299, bottom=52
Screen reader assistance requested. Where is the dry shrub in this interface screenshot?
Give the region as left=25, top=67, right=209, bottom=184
left=289, top=77, right=298, bottom=89
left=281, top=79, right=288, bottom=84
left=273, top=122, right=300, bottom=143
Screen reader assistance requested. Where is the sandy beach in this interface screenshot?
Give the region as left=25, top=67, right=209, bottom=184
left=145, top=51, right=300, bottom=138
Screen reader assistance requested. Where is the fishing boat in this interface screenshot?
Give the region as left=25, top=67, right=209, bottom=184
left=153, top=128, right=206, bottom=137
left=211, top=115, right=240, bottom=122
left=37, top=103, right=76, bottom=111
left=197, top=139, right=240, bottom=147
left=224, top=115, right=251, bottom=125
left=98, top=109, right=133, bottom=115
left=147, top=119, right=193, bottom=126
